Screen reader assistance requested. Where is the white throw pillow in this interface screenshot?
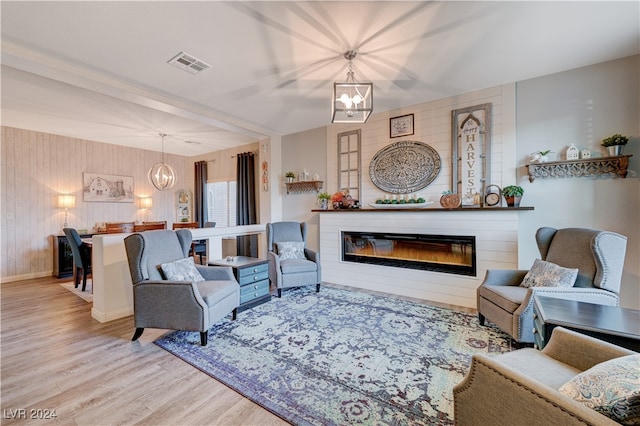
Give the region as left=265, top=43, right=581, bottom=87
left=275, top=241, right=305, bottom=260
left=558, top=354, right=640, bottom=425
left=520, top=258, right=578, bottom=288
left=160, top=257, right=205, bottom=282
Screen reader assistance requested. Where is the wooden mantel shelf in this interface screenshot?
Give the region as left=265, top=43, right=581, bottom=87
left=526, top=155, right=632, bottom=183
left=285, top=180, right=323, bottom=194
left=312, top=206, right=534, bottom=212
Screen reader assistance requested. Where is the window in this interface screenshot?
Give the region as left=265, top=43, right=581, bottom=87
left=337, top=129, right=361, bottom=200
left=206, top=181, right=236, bottom=227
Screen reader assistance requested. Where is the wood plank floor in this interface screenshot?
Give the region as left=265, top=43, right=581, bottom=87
left=1, top=276, right=289, bottom=425
left=1, top=276, right=477, bottom=425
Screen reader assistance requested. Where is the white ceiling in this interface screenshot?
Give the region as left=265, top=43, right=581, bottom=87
left=2, top=1, right=639, bottom=157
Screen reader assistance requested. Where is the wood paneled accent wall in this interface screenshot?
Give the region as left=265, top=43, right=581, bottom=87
left=1, top=127, right=188, bottom=281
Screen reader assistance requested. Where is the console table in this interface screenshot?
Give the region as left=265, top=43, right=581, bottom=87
left=208, top=256, right=271, bottom=312
left=533, top=295, right=640, bottom=351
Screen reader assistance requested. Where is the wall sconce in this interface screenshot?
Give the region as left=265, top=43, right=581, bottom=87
left=57, top=194, right=76, bottom=228
left=139, top=196, right=152, bottom=221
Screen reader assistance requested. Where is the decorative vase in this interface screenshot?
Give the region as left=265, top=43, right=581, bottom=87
left=607, top=145, right=623, bottom=156
left=318, top=199, right=328, bottom=210
left=440, top=194, right=462, bottom=209
left=286, top=177, right=294, bottom=183
left=504, top=195, right=522, bottom=208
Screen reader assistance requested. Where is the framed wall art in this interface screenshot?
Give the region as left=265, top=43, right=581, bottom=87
left=390, top=113, right=414, bottom=138
left=83, top=172, right=134, bottom=203
left=451, top=103, right=492, bottom=207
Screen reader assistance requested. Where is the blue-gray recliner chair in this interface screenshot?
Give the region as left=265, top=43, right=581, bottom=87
left=477, top=227, right=627, bottom=344
left=124, top=229, right=240, bottom=345
left=267, top=221, right=321, bottom=297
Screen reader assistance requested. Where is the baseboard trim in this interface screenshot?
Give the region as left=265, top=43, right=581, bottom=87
left=1, top=271, right=53, bottom=283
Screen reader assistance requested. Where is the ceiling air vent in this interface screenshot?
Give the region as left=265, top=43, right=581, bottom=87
left=167, top=51, right=211, bottom=75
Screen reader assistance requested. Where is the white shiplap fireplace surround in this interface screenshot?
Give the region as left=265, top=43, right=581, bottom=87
left=319, top=208, right=531, bottom=309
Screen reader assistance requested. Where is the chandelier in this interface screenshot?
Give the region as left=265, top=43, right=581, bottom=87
left=148, top=133, right=176, bottom=191
left=331, top=50, right=373, bottom=124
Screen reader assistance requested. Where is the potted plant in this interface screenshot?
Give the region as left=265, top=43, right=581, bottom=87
left=502, top=185, right=524, bottom=207
left=317, top=192, right=330, bottom=210
left=284, top=171, right=296, bottom=183
left=601, top=133, right=629, bottom=156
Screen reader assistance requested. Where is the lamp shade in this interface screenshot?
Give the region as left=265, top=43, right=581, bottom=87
left=57, top=194, right=76, bottom=209
left=140, top=196, right=152, bottom=209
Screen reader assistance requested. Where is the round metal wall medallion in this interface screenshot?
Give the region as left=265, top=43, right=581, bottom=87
left=369, top=140, right=441, bottom=193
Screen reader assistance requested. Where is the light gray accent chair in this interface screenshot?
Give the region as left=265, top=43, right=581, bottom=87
left=266, top=221, right=321, bottom=297
left=124, top=229, right=240, bottom=346
left=477, top=227, right=627, bottom=344
left=453, top=327, right=636, bottom=425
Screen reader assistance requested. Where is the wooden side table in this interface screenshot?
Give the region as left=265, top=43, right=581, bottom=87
left=208, top=256, right=271, bottom=312
left=533, top=295, right=640, bottom=351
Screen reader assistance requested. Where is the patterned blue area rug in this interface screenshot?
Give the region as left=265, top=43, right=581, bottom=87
left=155, top=286, right=511, bottom=425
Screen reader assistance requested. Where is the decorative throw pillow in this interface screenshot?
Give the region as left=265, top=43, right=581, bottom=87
left=275, top=241, right=305, bottom=260
left=520, top=258, right=578, bottom=288
left=160, top=257, right=205, bottom=283
left=558, top=354, right=640, bottom=425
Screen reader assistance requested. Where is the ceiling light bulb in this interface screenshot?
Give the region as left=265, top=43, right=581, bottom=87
left=352, top=95, right=362, bottom=104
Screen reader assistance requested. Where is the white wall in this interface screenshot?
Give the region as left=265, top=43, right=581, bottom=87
left=281, top=126, right=327, bottom=251
left=281, top=55, right=639, bottom=309
left=516, top=55, right=639, bottom=309
left=1, top=127, right=187, bottom=281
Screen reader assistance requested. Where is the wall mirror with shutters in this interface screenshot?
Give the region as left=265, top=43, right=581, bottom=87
left=337, top=129, right=362, bottom=201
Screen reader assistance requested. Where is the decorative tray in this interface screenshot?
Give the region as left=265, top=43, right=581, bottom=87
left=367, top=201, right=434, bottom=209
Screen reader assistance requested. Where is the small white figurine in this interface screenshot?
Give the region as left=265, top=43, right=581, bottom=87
left=566, top=144, right=579, bottom=160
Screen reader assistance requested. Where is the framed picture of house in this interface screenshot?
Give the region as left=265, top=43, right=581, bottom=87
left=390, top=114, right=414, bottom=138
left=451, top=103, right=492, bottom=207
left=83, top=173, right=134, bottom=203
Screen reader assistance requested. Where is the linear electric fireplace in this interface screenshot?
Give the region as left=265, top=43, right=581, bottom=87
left=342, top=231, right=476, bottom=276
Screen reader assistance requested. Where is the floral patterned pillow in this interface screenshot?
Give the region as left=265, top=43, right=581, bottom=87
left=520, top=258, right=578, bottom=288
left=558, top=354, right=640, bottom=425
left=275, top=241, right=305, bottom=260
left=160, top=257, right=205, bottom=283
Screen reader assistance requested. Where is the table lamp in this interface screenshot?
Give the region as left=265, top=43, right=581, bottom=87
left=57, top=194, right=76, bottom=228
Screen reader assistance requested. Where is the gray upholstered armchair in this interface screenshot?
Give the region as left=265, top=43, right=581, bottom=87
left=124, top=229, right=240, bottom=345
left=478, top=227, right=627, bottom=344
left=453, top=327, right=636, bottom=425
left=267, top=221, right=321, bottom=297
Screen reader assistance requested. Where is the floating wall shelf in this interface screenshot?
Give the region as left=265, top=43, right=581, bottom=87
left=285, top=180, right=323, bottom=194
left=526, top=155, right=632, bottom=182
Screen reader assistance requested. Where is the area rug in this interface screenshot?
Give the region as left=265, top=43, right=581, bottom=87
left=60, top=281, right=93, bottom=302
left=155, top=286, right=512, bottom=425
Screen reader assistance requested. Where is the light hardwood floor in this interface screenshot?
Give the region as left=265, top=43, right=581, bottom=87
left=1, top=276, right=289, bottom=425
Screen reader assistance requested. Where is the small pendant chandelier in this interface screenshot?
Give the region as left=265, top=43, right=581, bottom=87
left=148, top=133, right=177, bottom=191
left=331, top=50, right=373, bottom=124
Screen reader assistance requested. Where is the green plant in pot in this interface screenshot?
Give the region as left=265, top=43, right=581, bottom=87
left=502, top=185, right=524, bottom=207
left=601, top=133, right=629, bottom=156
left=317, top=192, right=330, bottom=210
left=285, top=171, right=295, bottom=182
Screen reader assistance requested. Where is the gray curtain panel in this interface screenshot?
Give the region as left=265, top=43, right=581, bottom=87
left=236, top=152, right=257, bottom=257
left=194, top=161, right=208, bottom=227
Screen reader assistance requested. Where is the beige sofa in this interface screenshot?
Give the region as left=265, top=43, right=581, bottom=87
left=453, top=327, right=636, bottom=425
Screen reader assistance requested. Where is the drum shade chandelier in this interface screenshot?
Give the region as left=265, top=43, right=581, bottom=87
left=148, top=133, right=177, bottom=191
left=331, top=50, right=373, bottom=124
